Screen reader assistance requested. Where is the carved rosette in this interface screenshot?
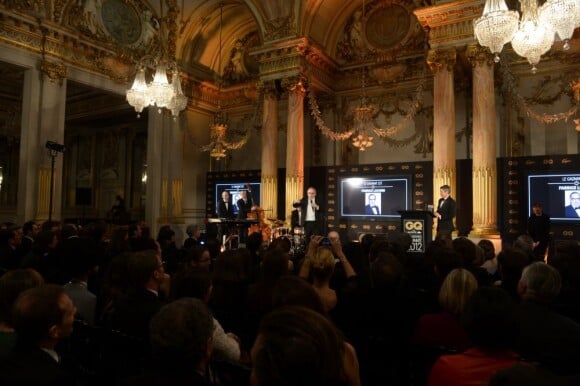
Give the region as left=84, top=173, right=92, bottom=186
left=466, top=44, right=494, bottom=68
left=427, top=48, right=456, bottom=74
left=39, top=59, right=67, bottom=85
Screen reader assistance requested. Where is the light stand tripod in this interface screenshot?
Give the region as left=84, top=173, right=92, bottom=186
left=46, top=141, right=65, bottom=223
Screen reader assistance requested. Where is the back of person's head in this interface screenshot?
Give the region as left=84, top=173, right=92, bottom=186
left=311, top=247, right=335, bottom=282
left=185, top=224, right=198, bottom=237
left=438, top=268, right=478, bottom=316
left=171, top=269, right=212, bottom=301
left=514, top=234, right=534, bottom=256
left=0, top=269, right=44, bottom=326
left=260, top=248, right=289, bottom=285
left=269, top=236, right=292, bottom=254
left=12, top=284, right=73, bottom=345
left=461, top=286, right=516, bottom=349
left=452, top=237, right=480, bottom=267
left=184, top=245, right=210, bottom=267
left=370, top=252, right=403, bottom=291
left=478, top=239, right=496, bottom=261
left=252, top=306, right=344, bottom=386
left=31, top=230, right=57, bottom=254
left=149, top=298, right=213, bottom=370
left=368, top=238, right=391, bottom=263
left=518, top=262, right=561, bottom=303
left=360, top=233, right=376, bottom=258
left=127, top=250, right=160, bottom=289
left=156, top=225, right=175, bottom=243
left=61, top=224, right=79, bottom=240
left=22, top=221, right=36, bottom=236
left=271, top=276, right=326, bottom=316
left=61, top=237, right=98, bottom=279
left=246, top=232, right=263, bottom=253
left=498, top=247, right=529, bottom=283
left=490, top=364, right=567, bottom=386
left=433, top=248, right=462, bottom=280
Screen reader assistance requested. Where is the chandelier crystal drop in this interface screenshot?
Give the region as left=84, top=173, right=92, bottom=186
left=539, top=0, right=578, bottom=50
left=473, top=0, right=520, bottom=62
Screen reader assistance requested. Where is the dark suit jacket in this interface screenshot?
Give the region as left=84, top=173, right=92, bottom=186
left=564, top=205, right=579, bottom=218
left=365, top=205, right=380, bottom=215
left=106, top=289, right=163, bottom=341
left=436, top=197, right=456, bottom=233
left=236, top=196, right=254, bottom=219
left=0, top=344, right=76, bottom=386
left=217, top=201, right=235, bottom=219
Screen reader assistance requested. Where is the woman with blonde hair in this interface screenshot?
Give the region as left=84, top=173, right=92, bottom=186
left=412, top=268, right=478, bottom=384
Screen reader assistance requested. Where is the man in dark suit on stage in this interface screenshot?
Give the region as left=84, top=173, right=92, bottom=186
left=435, top=184, right=456, bottom=239
left=564, top=191, right=580, bottom=218
left=298, top=186, right=324, bottom=243
left=364, top=194, right=381, bottom=215
left=236, top=189, right=255, bottom=242
left=217, top=190, right=235, bottom=219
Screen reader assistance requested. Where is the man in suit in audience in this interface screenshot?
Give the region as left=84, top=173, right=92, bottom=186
left=105, top=250, right=167, bottom=341
left=514, top=262, right=580, bottom=376
left=121, top=298, right=214, bottom=386
left=435, top=185, right=456, bottom=239
left=0, top=284, right=77, bottom=386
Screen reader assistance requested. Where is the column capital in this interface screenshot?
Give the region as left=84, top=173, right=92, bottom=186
left=39, top=60, right=67, bottom=85
left=258, top=80, right=280, bottom=100
left=427, top=48, right=456, bottom=74
left=281, top=75, right=307, bottom=96
left=466, top=44, right=495, bottom=68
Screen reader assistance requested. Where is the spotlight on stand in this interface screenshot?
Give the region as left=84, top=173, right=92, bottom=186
left=45, top=140, right=65, bottom=223
left=45, top=141, right=66, bottom=153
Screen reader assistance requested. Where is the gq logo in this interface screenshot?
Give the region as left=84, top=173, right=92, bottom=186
left=404, top=220, right=423, bottom=231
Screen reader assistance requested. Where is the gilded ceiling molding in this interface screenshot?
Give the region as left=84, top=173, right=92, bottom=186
left=263, top=8, right=296, bottom=42
left=413, top=0, right=483, bottom=48
left=193, top=81, right=259, bottom=111
left=427, top=48, right=456, bottom=73
left=251, top=38, right=308, bottom=81
left=39, top=59, right=67, bottom=85
left=466, top=44, right=494, bottom=67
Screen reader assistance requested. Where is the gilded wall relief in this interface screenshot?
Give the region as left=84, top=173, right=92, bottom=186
left=336, top=0, right=425, bottom=63
left=223, top=31, right=260, bottom=84
left=65, top=0, right=158, bottom=52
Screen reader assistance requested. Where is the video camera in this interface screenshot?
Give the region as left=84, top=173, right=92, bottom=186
left=45, top=141, right=66, bottom=153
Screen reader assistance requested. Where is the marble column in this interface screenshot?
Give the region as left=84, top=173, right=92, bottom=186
left=19, top=60, right=68, bottom=222
left=467, top=45, right=500, bottom=239
left=168, top=115, right=184, bottom=223
left=261, top=82, right=279, bottom=219
left=283, top=76, right=306, bottom=224
left=427, top=48, right=456, bottom=232
left=145, top=109, right=164, bottom=236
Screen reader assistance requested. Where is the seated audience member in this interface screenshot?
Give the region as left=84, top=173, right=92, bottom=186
left=0, top=269, right=44, bottom=356
left=19, top=220, right=39, bottom=257
left=550, top=240, right=580, bottom=323
left=183, top=224, right=201, bottom=250
left=496, top=247, right=529, bottom=302
left=513, top=262, right=580, bottom=376
left=104, top=250, right=167, bottom=341
left=428, top=287, right=521, bottom=386
left=19, top=230, right=58, bottom=280
left=171, top=269, right=241, bottom=363
left=62, top=240, right=98, bottom=325
left=251, top=306, right=353, bottom=386
left=452, top=237, right=490, bottom=287
left=120, top=298, right=214, bottom=386
left=0, top=225, right=24, bottom=272
left=478, top=239, right=498, bottom=278
left=513, top=235, right=535, bottom=263
left=414, top=268, right=477, bottom=351
left=271, top=276, right=361, bottom=386
left=181, top=245, right=212, bottom=272
left=300, top=245, right=338, bottom=313
left=0, top=284, right=76, bottom=386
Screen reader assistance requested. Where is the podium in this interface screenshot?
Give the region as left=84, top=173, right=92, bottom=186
left=398, top=210, right=435, bottom=254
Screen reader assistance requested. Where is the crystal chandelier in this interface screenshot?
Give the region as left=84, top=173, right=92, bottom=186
left=474, top=0, right=578, bottom=72
left=126, top=1, right=187, bottom=117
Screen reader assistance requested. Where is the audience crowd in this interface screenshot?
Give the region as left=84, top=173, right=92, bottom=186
left=0, top=219, right=579, bottom=386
